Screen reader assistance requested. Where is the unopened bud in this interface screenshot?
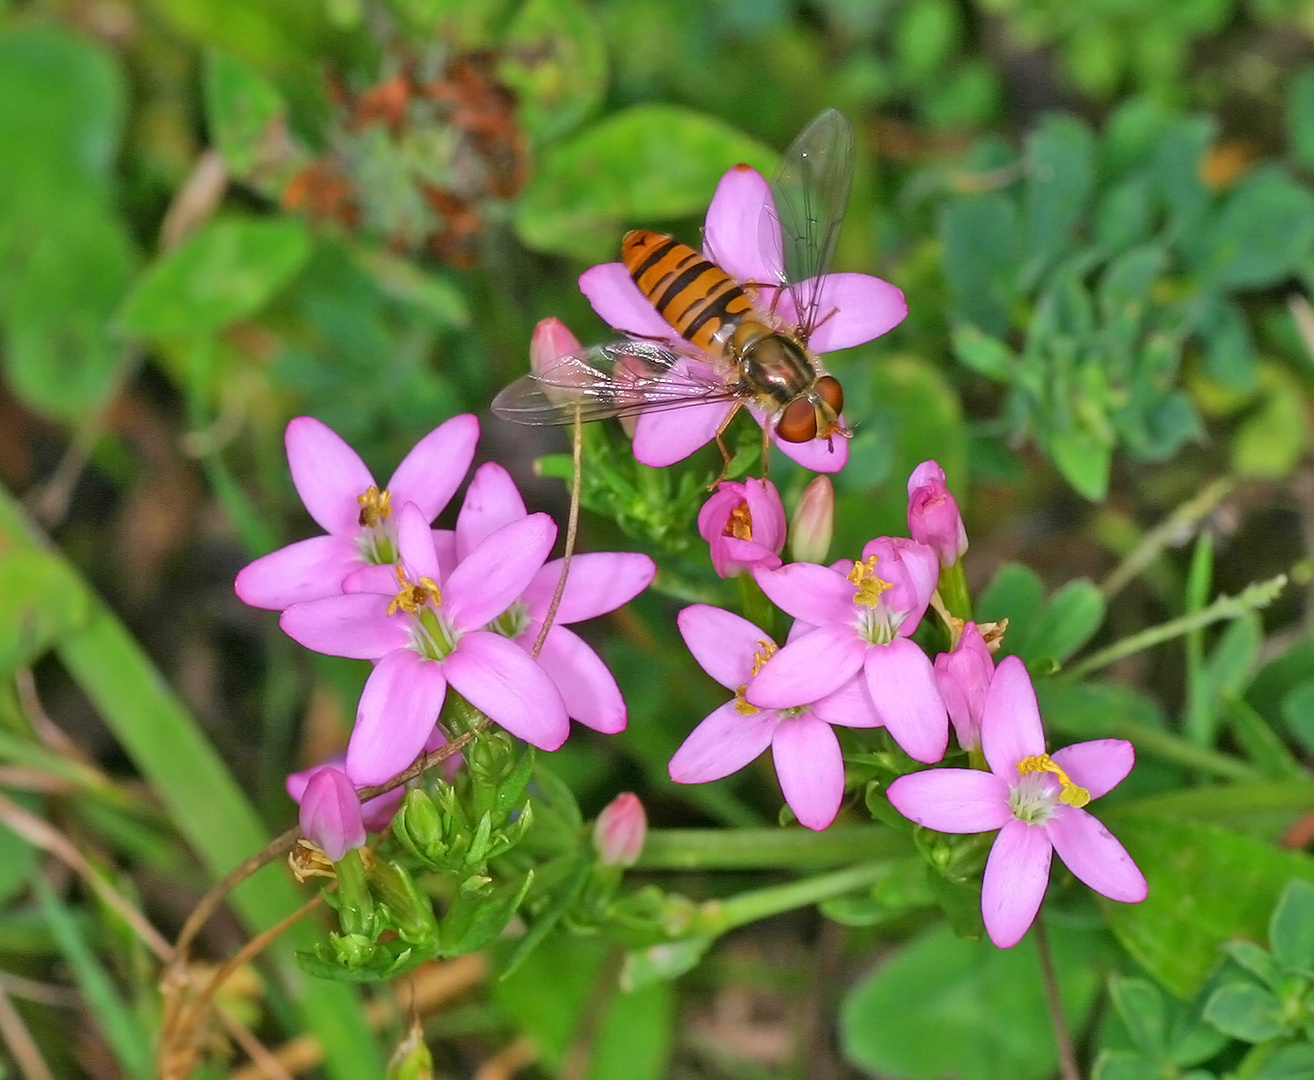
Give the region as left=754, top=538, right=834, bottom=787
left=298, top=767, right=366, bottom=862
left=386, top=1020, right=434, bottom=1080
left=593, top=792, right=647, bottom=867
left=394, top=788, right=445, bottom=860
left=934, top=622, right=995, bottom=754
left=907, top=460, right=968, bottom=568
left=790, top=476, right=834, bottom=564
left=530, top=316, right=583, bottom=376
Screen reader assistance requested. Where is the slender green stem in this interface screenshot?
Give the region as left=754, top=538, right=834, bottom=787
left=1104, top=718, right=1257, bottom=781
left=635, top=826, right=910, bottom=871
left=1034, top=920, right=1081, bottom=1080
left=696, top=860, right=896, bottom=935
left=1062, top=574, right=1287, bottom=682
left=938, top=561, right=972, bottom=622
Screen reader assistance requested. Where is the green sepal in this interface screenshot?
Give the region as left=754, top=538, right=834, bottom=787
left=440, top=871, right=535, bottom=956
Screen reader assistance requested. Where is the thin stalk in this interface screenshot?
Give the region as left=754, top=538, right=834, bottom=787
left=698, top=860, right=896, bottom=935
left=1034, top=921, right=1080, bottom=1080
left=531, top=406, right=582, bottom=659
left=635, top=825, right=910, bottom=871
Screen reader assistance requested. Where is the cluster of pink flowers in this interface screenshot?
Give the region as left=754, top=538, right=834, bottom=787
left=235, top=415, right=655, bottom=857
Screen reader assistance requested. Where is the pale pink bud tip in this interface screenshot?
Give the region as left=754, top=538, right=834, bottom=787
left=790, top=476, right=834, bottom=564
left=593, top=792, right=647, bottom=867
left=907, top=459, right=968, bottom=568
left=299, top=767, right=367, bottom=862
left=530, top=317, right=582, bottom=376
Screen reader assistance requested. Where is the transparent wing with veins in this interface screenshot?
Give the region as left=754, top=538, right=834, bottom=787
left=763, top=109, right=855, bottom=342
left=491, top=340, right=741, bottom=427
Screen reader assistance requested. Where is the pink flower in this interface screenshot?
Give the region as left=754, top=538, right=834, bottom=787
left=935, top=622, right=995, bottom=753
left=907, top=460, right=968, bottom=568
left=790, top=476, right=834, bottom=564
left=747, top=537, right=949, bottom=763
left=886, top=656, right=1147, bottom=948
left=593, top=792, right=647, bottom=867
left=235, top=415, right=479, bottom=610
left=698, top=478, right=786, bottom=578
left=669, top=606, right=881, bottom=831
left=278, top=501, right=570, bottom=785
left=579, top=164, right=907, bottom=473
left=530, top=316, right=583, bottom=377
left=296, top=766, right=366, bottom=861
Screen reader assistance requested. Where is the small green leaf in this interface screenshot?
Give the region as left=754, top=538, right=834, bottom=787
left=1019, top=578, right=1105, bottom=666
left=1287, top=66, right=1314, bottom=172
left=1108, top=976, right=1169, bottom=1056
left=1270, top=879, right=1314, bottom=971
left=203, top=50, right=285, bottom=178
left=1249, top=1042, right=1314, bottom=1080
left=1022, top=116, right=1096, bottom=288
left=978, top=563, right=1045, bottom=647
left=1048, top=426, right=1112, bottom=502
left=498, top=0, right=606, bottom=144
left=939, top=192, right=1018, bottom=338
left=892, top=0, right=959, bottom=84
left=1202, top=982, right=1286, bottom=1043
left=1281, top=678, right=1314, bottom=756
left=952, top=325, right=1016, bottom=381
left=117, top=216, right=312, bottom=338
left=621, top=936, right=714, bottom=990
left=514, top=105, right=774, bottom=261
left=1092, top=1051, right=1166, bottom=1080
left=0, top=550, right=93, bottom=674
left=1225, top=941, right=1283, bottom=989
left=1201, top=166, right=1314, bottom=290
left=1231, top=370, right=1311, bottom=480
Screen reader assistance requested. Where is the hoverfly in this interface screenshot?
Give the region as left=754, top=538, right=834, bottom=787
left=492, top=109, right=857, bottom=469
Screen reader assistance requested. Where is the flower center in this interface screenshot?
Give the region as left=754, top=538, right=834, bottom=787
left=355, top=486, right=398, bottom=564
left=733, top=685, right=758, bottom=716
left=732, top=640, right=779, bottom=717
left=1016, top=754, right=1090, bottom=808
left=357, top=486, right=392, bottom=528
left=388, top=565, right=441, bottom=615
left=489, top=601, right=532, bottom=641
left=724, top=501, right=754, bottom=541
left=848, top=556, right=893, bottom=608
left=386, top=566, right=458, bottom=659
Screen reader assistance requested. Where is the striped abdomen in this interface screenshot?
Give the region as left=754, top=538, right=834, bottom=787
left=621, top=230, right=755, bottom=356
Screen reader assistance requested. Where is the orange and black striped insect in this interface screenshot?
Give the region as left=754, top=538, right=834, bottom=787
left=492, top=109, right=855, bottom=463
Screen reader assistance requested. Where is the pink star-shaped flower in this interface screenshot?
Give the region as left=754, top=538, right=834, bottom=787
left=886, top=656, right=1148, bottom=948
left=747, top=537, right=949, bottom=763
left=578, top=165, right=907, bottom=473
left=234, top=414, right=479, bottom=610
left=698, top=477, right=787, bottom=578
left=279, top=501, right=570, bottom=785
left=669, top=605, right=882, bottom=831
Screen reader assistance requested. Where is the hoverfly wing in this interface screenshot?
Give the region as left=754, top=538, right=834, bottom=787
left=765, top=109, right=855, bottom=341
left=491, top=340, right=738, bottom=427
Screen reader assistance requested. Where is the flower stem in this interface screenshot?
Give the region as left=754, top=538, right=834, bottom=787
left=1061, top=573, right=1287, bottom=682
left=1033, top=920, right=1081, bottom=1080
left=635, top=826, right=911, bottom=871
left=696, top=860, right=896, bottom=935
left=938, top=560, right=972, bottom=622
left=532, top=405, right=583, bottom=659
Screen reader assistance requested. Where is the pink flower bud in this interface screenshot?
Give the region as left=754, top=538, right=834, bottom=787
left=593, top=792, right=647, bottom=867
left=790, top=476, right=834, bottom=563
left=933, top=621, right=995, bottom=753
left=907, top=460, right=968, bottom=568
left=529, top=316, right=582, bottom=376
left=697, top=478, right=786, bottom=578
left=297, top=766, right=367, bottom=861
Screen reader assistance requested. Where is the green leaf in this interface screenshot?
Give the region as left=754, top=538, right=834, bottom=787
left=840, top=922, right=1111, bottom=1080
left=1249, top=1042, right=1314, bottom=1080
left=892, top=0, right=959, bottom=84
left=1270, top=879, right=1314, bottom=971
left=1286, top=66, right=1314, bottom=172
left=952, top=325, right=1016, bottom=381
left=498, top=0, right=606, bottom=144
left=514, top=105, right=774, bottom=261
left=978, top=563, right=1046, bottom=646
left=1283, top=677, right=1314, bottom=756
left=1202, top=982, right=1286, bottom=1042
left=1092, top=1051, right=1166, bottom=1080
left=203, top=50, right=285, bottom=178
left=1198, top=298, right=1258, bottom=392
left=1048, top=426, right=1112, bottom=501
left=1232, top=369, right=1311, bottom=480
left=117, top=216, right=312, bottom=338
left=1022, top=116, right=1096, bottom=288
left=1201, top=166, right=1314, bottom=290
left=140, top=0, right=327, bottom=67
left=0, top=550, right=93, bottom=674
left=939, top=192, right=1018, bottom=338
left=1108, top=976, right=1169, bottom=1056
left=1102, top=815, right=1314, bottom=998
left=1019, top=578, right=1105, bottom=666
left=350, top=245, right=469, bottom=328
left=1222, top=695, right=1305, bottom=781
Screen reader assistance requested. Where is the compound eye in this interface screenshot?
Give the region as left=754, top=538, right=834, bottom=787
left=777, top=398, right=818, bottom=442
left=816, top=375, right=844, bottom=415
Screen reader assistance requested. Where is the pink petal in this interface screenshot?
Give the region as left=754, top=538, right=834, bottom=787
left=751, top=561, right=855, bottom=625
left=677, top=605, right=773, bottom=690
left=777, top=273, right=908, bottom=353
left=299, top=768, right=366, bottom=861
left=631, top=398, right=734, bottom=468
left=534, top=626, right=626, bottom=733
left=771, top=714, right=844, bottom=831
left=668, top=699, right=778, bottom=784
left=290, top=757, right=404, bottom=829
left=810, top=674, right=883, bottom=728
left=981, top=656, right=1047, bottom=780
left=279, top=595, right=409, bottom=659
left=861, top=537, right=939, bottom=632
left=455, top=462, right=527, bottom=561
left=443, top=514, right=557, bottom=630
left=864, top=638, right=949, bottom=763
left=342, top=563, right=399, bottom=595
left=579, top=262, right=683, bottom=342
left=702, top=164, right=781, bottom=285
left=907, top=460, right=946, bottom=494
left=885, top=768, right=1012, bottom=833
left=396, top=502, right=442, bottom=584
left=522, top=552, right=655, bottom=625
left=769, top=423, right=851, bottom=473
left=746, top=624, right=866, bottom=708
left=1051, top=739, right=1135, bottom=801
left=1045, top=806, right=1148, bottom=903
left=432, top=529, right=456, bottom=576
left=981, top=819, right=1052, bottom=949
left=234, top=534, right=361, bottom=610
left=386, top=413, right=480, bottom=521
left=345, top=649, right=449, bottom=786
left=444, top=630, right=569, bottom=750
left=285, top=416, right=376, bottom=536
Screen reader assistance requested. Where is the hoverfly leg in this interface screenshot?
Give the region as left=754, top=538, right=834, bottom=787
left=811, top=305, right=840, bottom=335
left=760, top=420, right=772, bottom=481
left=708, top=400, right=745, bottom=489
left=615, top=326, right=678, bottom=346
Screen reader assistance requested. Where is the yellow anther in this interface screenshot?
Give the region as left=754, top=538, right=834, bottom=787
left=724, top=501, right=754, bottom=541
left=387, top=566, right=441, bottom=616
left=1016, top=754, right=1090, bottom=808
left=733, top=685, right=759, bottom=716
left=357, top=485, right=392, bottom=528
left=847, top=555, right=893, bottom=608
left=750, top=639, right=778, bottom=676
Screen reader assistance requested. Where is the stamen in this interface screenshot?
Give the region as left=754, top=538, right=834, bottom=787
left=847, top=555, right=893, bottom=608
left=724, top=501, right=754, bottom=541
left=733, top=685, right=759, bottom=716
left=750, top=639, right=778, bottom=676
left=1016, top=754, right=1090, bottom=808
left=387, top=565, right=441, bottom=616
left=357, top=486, right=392, bottom=528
